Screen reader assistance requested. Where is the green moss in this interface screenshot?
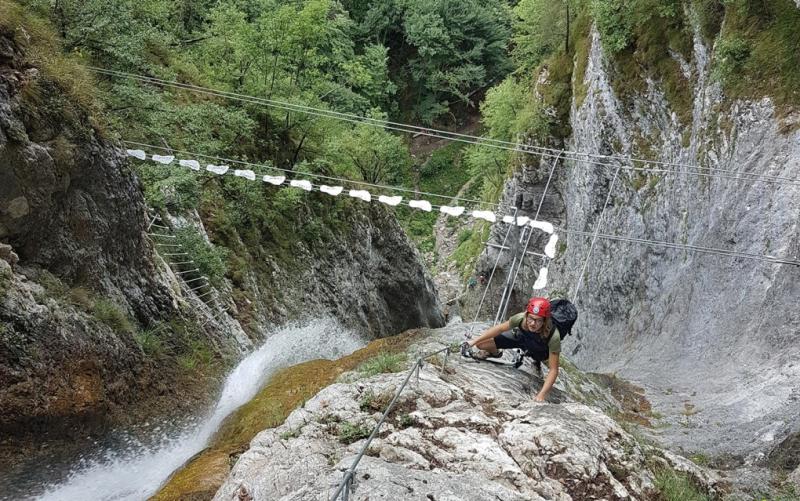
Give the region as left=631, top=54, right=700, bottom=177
left=154, top=332, right=421, bottom=499
left=715, top=0, right=800, bottom=113
left=451, top=221, right=490, bottom=279
left=606, top=4, right=694, bottom=125
left=571, top=10, right=593, bottom=109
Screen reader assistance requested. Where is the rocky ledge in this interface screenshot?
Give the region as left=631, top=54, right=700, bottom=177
left=212, top=324, right=722, bottom=500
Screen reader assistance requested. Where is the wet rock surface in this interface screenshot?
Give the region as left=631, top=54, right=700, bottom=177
left=213, top=323, right=721, bottom=500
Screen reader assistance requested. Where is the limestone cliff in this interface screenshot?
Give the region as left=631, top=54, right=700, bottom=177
left=462, top=18, right=800, bottom=485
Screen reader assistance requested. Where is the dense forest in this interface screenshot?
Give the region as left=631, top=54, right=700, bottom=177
left=5, top=0, right=798, bottom=285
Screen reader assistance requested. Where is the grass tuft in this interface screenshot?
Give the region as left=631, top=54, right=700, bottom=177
left=93, top=299, right=133, bottom=333
left=653, top=468, right=710, bottom=501
left=337, top=421, right=371, bottom=444
left=357, top=352, right=408, bottom=377
left=0, top=0, right=102, bottom=123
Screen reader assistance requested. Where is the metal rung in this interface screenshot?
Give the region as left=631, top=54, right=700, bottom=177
left=177, top=268, right=200, bottom=275
left=487, top=242, right=546, bottom=258
left=189, top=283, right=211, bottom=292
left=184, top=276, right=208, bottom=284
left=148, top=233, right=176, bottom=238
left=169, top=261, right=194, bottom=265
left=195, top=290, right=214, bottom=300
left=156, top=243, right=182, bottom=247
left=150, top=224, right=170, bottom=229
left=202, top=309, right=227, bottom=326
left=163, top=253, right=189, bottom=256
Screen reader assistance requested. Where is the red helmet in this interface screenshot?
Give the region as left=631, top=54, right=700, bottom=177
left=526, top=297, right=551, bottom=318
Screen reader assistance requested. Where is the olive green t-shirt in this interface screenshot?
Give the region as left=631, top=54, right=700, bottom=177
left=508, top=312, right=561, bottom=353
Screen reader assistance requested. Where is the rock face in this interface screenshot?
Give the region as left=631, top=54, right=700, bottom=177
left=236, top=202, right=444, bottom=340
left=213, top=324, right=721, bottom=500
left=0, top=29, right=182, bottom=435
left=561, top=26, right=800, bottom=463
left=465, top=23, right=800, bottom=466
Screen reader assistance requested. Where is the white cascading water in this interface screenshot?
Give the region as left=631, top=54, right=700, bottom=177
left=37, top=319, right=364, bottom=501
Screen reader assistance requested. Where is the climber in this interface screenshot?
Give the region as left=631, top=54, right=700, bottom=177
left=462, top=297, right=560, bottom=402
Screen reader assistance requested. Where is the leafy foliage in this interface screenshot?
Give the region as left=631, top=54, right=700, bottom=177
left=358, top=0, right=512, bottom=123
left=174, top=227, right=229, bottom=286
left=465, top=76, right=548, bottom=201
left=513, top=0, right=573, bottom=71
left=590, top=0, right=636, bottom=54
left=326, top=116, right=412, bottom=184
left=713, top=36, right=751, bottom=80
left=589, top=0, right=684, bottom=54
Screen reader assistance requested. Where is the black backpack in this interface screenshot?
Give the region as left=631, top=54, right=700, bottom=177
left=550, top=299, right=578, bottom=338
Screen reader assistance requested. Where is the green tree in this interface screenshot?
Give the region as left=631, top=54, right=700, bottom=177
left=465, top=76, right=548, bottom=201
left=513, top=0, right=573, bottom=71
left=326, top=116, right=412, bottom=184
left=359, top=0, right=512, bottom=124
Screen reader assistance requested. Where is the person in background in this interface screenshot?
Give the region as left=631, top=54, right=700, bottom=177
left=462, top=297, right=560, bottom=402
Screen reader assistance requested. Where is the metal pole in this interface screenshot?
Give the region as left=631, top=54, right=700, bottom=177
left=146, top=215, right=159, bottom=232
left=473, top=207, right=519, bottom=323
left=501, top=152, right=563, bottom=317
left=341, top=471, right=351, bottom=501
